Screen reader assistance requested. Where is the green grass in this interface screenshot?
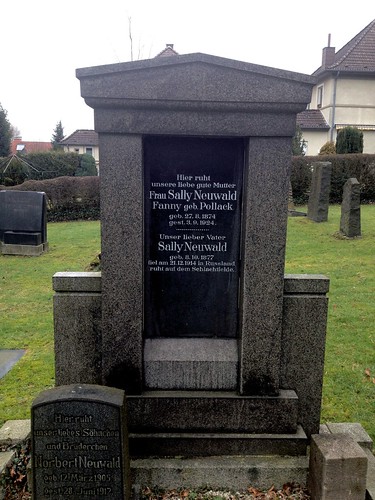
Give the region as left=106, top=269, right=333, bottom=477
left=285, top=205, right=375, bottom=440
left=0, top=221, right=101, bottom=423
left=0, top=207, right=374, bottom=442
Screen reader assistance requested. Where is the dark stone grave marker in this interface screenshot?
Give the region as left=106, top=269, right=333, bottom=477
left=340, top=177, right=361, bottom=238
left=144, top=136, right=243, bottom=338
left=307, top=162, right=332, bottom=222
left=0, top=190, right=48, bottom=255
left=31, top=384, right=130, bottom=500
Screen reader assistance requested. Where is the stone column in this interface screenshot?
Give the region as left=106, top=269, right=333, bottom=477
left=340, top=177, right=361, bottom=237
left=307, top=162, right=332, bottom=222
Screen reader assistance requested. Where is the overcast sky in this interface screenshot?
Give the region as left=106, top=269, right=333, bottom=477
left=1, top=1, right=374, bottom=142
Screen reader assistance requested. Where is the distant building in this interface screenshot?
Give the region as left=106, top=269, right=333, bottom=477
left=298, top=19, right=375, bottom=155
left=60, top=129, right=99, bottom=168
left=11, top=138, right=52, bottom=155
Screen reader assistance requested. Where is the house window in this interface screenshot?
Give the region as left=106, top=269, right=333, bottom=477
left=74, top=148, right=79, bottom=153
left=317, top=85, right=323, bottom=108
left=86, top=147, right=93, bottom=156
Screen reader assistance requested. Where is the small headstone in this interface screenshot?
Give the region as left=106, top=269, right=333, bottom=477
left=307, top=162, right=332, bottom=222
left=0, top=190, right=48, bottom=255
left=31, top=384, right=130, bottom=499
left=340, top=178, right=361, bottom=237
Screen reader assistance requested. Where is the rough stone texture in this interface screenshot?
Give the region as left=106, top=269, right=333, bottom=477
left=53, top=273, right=102, bottom=386
left=240, top=137, right=292, bottom=395
left=0, top=242, right=47, bottom=256
left=307, top=162, right=332, bottom=222
left=326, top=422, right=373, bottom=450
left=0, top=420, right=30, bottom=446
left=53, top=272, right=101, bottom=293
left=76, top=53, right=315, bottom=398
left=281, top=275, right=329, bottom=437
left=129, top=426, right=308, bottom=458
left=340, top=177, right=361, bottom=237
left=127, top=390, right=298, bottom=434
left=99, top=134, right=143, bottom=394
left=31, top=384, right=130, bottom=500
left=130, top=455, right=309, bottom=491
left=308, top=434, right=368, bottom=500
left=364, top=448, right=375, bottom=500
left=144, top=338, right=238, bottom=390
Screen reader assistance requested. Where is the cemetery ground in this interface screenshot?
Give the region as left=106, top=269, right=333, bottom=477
left=0, top=205, right=374, bottom=498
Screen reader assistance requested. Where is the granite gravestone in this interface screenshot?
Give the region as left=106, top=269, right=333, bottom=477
left=307, top=162, right=332, bottom=222
left=340, top=177, right=361, bottom=238
left=54, top=53, right=331, bottom=464
left=0, top=190, right=48, bottom=255
left=31, top=384, right=129, bottom=500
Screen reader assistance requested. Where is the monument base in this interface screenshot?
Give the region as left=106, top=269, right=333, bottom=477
left=1, top=242, right=48, bottom=256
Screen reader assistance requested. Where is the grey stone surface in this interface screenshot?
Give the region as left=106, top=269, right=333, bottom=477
left=130, top=454, right=309, bottom=491
left=54, top=292, right=102, bottom=385
left=240, top=137, right=292, bottom=395
left=326, top=422, right=373, bottom=450
left=364, top=448, right=375, bottom=500
left=144, top=339, right=238, bottom=390
left=307, top=162, right=332, bottom=222
left=0, top=419, right=30, bottom=446
left=53, top=272, right=101, bottom=293
left=0, top=350, right=25, bottom=379
left=340, top=177, right=361, bottom=237
left=280, top=276, right=329, bottom=436
left=127, top=390, right=299, bottom=434
left=308, top=434, right=368, bottom=500
left=31, top=384, right=130, bottom=499
left=284, top=274, right=330, bottom=294
left=129, top=426, right=308, bottom=458
left=1, top=242, right=47, bottom=256
left=76, top=53, right=315, bottom=399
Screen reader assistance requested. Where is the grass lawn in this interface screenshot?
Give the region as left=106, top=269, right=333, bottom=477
left=0, top=206, right=374, bottom=442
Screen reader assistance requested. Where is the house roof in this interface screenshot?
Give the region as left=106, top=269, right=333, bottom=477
left=10, top=138, right=52, bottom=155
left=296, top=110, right=330, bottom=130
left=155, top=44, right=179, bottom=57
left=314, top=19, right=375, bottom=76
left=60, top=129, right=98, bottom=146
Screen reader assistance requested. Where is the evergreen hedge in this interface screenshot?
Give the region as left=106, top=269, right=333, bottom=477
left=291, top=154, right=375, bottom=204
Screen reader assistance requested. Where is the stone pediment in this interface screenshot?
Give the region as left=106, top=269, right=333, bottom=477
left=77, top=53, right=315, bottom=112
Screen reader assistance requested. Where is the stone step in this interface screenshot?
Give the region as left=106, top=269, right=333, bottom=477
left=127, top=390, right=299, bottom=434
left=130, top=454, right=310, bottom=491
left=129, top=425, right=308, bottom=457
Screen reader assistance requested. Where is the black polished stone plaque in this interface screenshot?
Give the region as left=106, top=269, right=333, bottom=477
left=144, top=136, right=244, bottom=338
left=31, top=384, right=129, bottom=500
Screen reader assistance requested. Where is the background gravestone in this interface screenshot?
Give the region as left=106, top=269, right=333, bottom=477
left=307, top=162, right=332, bottom=222
left=0, top=190, right=48, bottom=255
left=340, top=177, right=361, bottom=238
left=31, top=384, right=130, bottom=500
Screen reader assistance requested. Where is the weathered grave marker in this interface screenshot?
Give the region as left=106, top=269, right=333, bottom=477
left=31, top=384, right=129, bottom=500
left=340, top=177, right=361, bottom=238
left=307, top=162, right=332, bottom=222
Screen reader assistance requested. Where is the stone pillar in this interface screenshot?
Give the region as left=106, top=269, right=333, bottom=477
left=99, top=134, right=144, bottom=394
left=307, top=162, right=332, bottom=222
left=308, top=434, right=368, bottom=500
left=53, top=272, right=102, bottom=386
left=340, top=177, right=361, bottom=237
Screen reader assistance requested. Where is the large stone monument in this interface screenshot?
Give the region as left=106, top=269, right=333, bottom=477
left=340, top=177, right=361, bottom=238
left=54, top=53, right=330, bottom=486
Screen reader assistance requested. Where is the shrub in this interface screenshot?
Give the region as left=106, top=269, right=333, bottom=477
left=0, top=176, right=100, bottom=221
left=336, top=126, right=364, bottom=154
left=291, top=154, right=375, bottom=204
left=319, top=141, right=336, bottom=155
